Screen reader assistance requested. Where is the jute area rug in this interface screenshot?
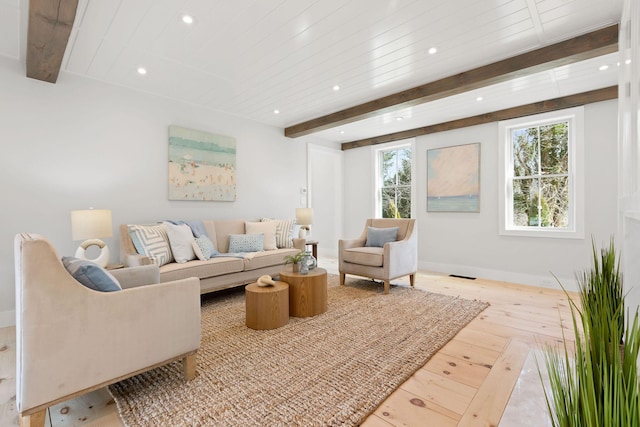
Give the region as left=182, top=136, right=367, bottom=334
left=109, top=275, right=488, bottom=426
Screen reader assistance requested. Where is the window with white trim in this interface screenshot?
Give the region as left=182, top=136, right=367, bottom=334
left=499, top=107, right=584, bottom=238
left=376, top=143, right=412, bottom=218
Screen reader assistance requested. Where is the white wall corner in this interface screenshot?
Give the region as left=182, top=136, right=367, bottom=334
left=419, top=261, right=579, bottom=293
left=0, top=310, right=15, bottom=327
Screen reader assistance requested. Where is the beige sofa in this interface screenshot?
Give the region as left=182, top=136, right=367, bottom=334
left=120, top=219, right=305, bottom=294
left=15, top=233, right=200, bottom=427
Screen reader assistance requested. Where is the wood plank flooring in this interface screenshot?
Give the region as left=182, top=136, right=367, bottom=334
left=0, top=265, right=576, bottom=426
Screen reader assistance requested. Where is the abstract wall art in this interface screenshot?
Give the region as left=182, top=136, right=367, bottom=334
left=168, top=126, right=236, bottom=201
left=427, top=142, right=480, bottom=212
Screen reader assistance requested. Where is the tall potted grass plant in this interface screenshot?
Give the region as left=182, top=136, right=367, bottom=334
left=540, top=239, right=640, bottom=427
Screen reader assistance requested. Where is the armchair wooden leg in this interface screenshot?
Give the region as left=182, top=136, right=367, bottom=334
left=383, top=280, right=390, bottom=295
left=410, top=274, right=415, bottom=287
left=340, top=273, right=346, bottom=286
left=183, top=353, right=197, bottom=381
left=20, top=409, right=46, bottom=427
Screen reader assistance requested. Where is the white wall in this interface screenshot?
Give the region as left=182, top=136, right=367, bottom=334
left=0, top=56, right=309, bottom=326
left=343, top=100, right=619, bottom=291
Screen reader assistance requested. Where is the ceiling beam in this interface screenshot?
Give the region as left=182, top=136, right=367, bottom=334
left=341, top=86, right=618, bottom=150
left=285, top=24, right=619, bottom=138
left=26, top=0, right=79, bottom=83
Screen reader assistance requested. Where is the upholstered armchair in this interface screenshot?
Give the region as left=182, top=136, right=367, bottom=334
left=339, top=218, right=417, bottom=294
left=14, top=233, right=201, bottom=427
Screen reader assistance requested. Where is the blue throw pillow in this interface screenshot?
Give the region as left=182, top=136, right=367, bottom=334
left=365, top=227, right=399, bottom=248
left=228, top=233, right=264, bottom=253
left=62, top=257, right=121, bottom=292
left=192, top=235, right=219, bottom=260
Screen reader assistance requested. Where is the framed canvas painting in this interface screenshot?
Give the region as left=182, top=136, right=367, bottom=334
left=168, top=126, right=237, bottom=201
left=427, top=143, right=480, bottom=212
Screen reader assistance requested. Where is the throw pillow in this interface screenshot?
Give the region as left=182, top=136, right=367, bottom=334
left=260, top=218, right=296, bottom=248
left=62, top=256, right=121, bottom=292
left=365, top=226, right=399, bottom=248
left=192, top=235, right=219, bottom=260
left=245, top=221, right=277, bottom=250
left=128, top=224, right=174, bottom=266
left=164, top=222, right=196, bottom=263
left=228, top=233, right=264, bottom=253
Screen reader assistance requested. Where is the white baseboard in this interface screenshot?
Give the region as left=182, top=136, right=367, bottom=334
left=419, top=261, right=579, bottom=292
left=0, top=310, right=15, bottom=327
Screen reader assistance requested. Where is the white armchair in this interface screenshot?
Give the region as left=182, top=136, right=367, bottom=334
left=14, top=233, right=201, bottom=427
left=339, top=218, right=417, bottom=294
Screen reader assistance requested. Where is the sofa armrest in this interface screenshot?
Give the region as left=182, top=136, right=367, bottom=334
left=123, top=253, right=154, bottom=267
left=110, top=265, right=161, bottom=289
left=384, top=234, right=418, bottom=278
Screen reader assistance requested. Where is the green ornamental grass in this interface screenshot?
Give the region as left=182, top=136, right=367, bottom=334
left=540, top=239, right=640, bottom=427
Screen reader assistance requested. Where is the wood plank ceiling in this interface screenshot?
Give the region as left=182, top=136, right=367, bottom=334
left=12, top=0, right=623, bottom=147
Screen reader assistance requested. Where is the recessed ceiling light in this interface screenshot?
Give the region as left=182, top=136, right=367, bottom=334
left=396, top=117, right=404, bottom=121
left=339, top=130, right=345, bottom=134
left=476, top=96, right=483, bottom=101
left=428, top=47, right=437, bottom=55
left=626, top=59, right=632, bottom=65
left=273, top=109, right=280, bottom=115
left=599, top=64, right=609, bottom=71
left=333, top=85, right=340, bottom=91
left=182, top=14, right=194, bottom=24
left=137, top=67, right=147, bottom=75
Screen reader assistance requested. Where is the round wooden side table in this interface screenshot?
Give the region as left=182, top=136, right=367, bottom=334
left=279, top=267, right=328, bottom=317
left=245, top=281, right=289, bottom=330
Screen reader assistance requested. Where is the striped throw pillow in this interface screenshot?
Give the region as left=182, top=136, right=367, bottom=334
left=260, top=218, right=296, bottom=248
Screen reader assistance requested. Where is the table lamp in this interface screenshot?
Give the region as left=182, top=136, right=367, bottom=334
left=296, top=208, right=313, bottom=239
left=71, top=208, right=113, bottom=267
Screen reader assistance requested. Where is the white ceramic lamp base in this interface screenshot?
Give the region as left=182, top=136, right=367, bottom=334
left=75, top=238, right=110, bottom=268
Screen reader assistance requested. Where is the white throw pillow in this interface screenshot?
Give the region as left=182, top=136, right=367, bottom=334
left=164, top=222, right=196, bottom=263
left=246, top=221, right=277, bottom=250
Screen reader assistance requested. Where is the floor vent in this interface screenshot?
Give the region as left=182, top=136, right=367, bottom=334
left=449, top=274, right=476, bottom=280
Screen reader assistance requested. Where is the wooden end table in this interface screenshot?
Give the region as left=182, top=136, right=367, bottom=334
left=305, top=240, right=319, bottom=261
left=245, top=281, right=289, bottom=330
left=279, top=267, right=327, bottom=317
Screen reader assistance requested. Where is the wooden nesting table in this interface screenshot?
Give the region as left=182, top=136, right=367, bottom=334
left=279, top=267, right=328, bottom=317
left=245, top=281, right=289, bottom=330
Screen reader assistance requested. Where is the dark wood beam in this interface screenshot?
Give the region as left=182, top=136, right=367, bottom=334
left=341, top=86, right=618, bottom=150
left=26, top=0, right=79, bottom=83
left=285, top=24, right=619, bottom=138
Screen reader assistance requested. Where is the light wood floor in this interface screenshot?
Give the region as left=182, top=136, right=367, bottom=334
left=0, top=266, right=576, bottom=426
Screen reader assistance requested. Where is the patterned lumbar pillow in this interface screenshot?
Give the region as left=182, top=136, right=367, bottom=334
left=192, top=235, right=219, bottom=260
left=260, top=218, right=296, bottom=248
left=128, top=224, right=174, bottom=266
left=62, top=257, right=121, bottom=292
left=228, top=233, right=264, bottom=253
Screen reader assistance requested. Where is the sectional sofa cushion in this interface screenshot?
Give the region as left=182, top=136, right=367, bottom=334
left=62, top=256, right=122, bottom=292
left=245, top=221, right=277, bottom=250
left=164, top=222, right=196, bottom=263
left=128, top=224, right=174, bottom=266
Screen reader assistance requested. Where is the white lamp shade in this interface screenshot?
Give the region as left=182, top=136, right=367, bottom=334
left=71, top=209, right=113, bottom=241
left=295, top=208, right=313, bottom=226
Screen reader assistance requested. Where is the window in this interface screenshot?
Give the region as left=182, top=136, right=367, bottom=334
left=499, top=107, right=584, bottom=238
left=376, top=144, right=412, bottom=218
